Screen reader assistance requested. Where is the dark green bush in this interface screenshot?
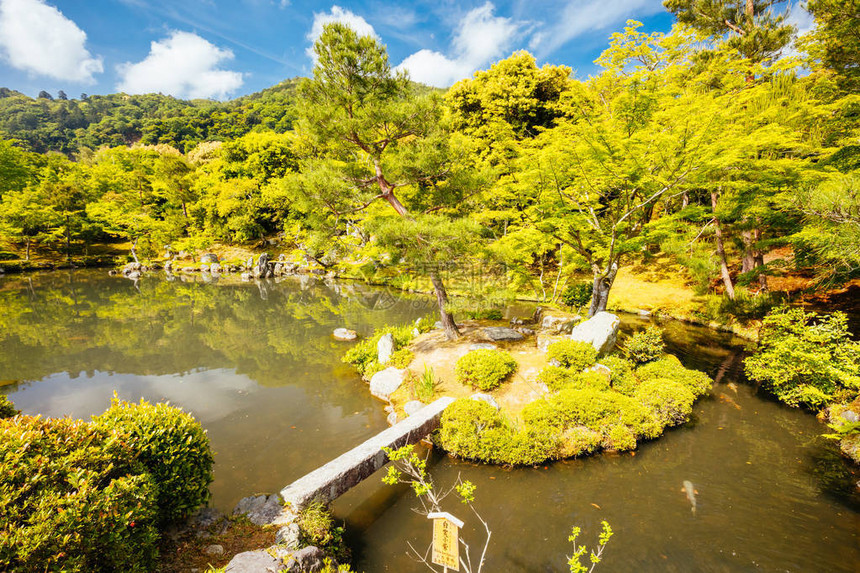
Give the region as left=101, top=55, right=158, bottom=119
left=624, top=326, right=665, bottom=364
left=0, top=416, right=159, bottom=573
left=744, top=307, right=860, bottom=409
left=636, top=355, right=712, bottom=397
left=635, top=379, right=696, bottom=427
left=0, top=395, right=19, bottom=418
left=93, top=398, right=214, bottom=525
left=598, top=356, right=638, bottom=395
left=546, top=340, right=597, bottom=371
left=455, top=349, right=517, bottom=391
left=561, top=283, right=592, bottom=308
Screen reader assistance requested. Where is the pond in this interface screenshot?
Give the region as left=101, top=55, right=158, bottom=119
left=1, top=271, right=857, bottom=572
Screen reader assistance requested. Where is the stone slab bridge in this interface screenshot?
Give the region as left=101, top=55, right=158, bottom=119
left=226, top=396, right=454, bottom=571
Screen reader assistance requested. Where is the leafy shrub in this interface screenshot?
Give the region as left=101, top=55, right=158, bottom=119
left=463, top=308, right=504, bottom=320
left=550, top=388, right=659, bottom=438
left=0, top=395, right=19, bottom=418
left=455, top=349, right=517, bottom=391
left=0, top=416, right=159, bottom=573
left=605, top=424, right=637, bottom=451
left=598, top=356, right=638, bottom=395
left=635, top=379, right=696, bottom=427
left=342, top=323, right=417, bottom=378
left=624, top=326, right=665, bottom=364
left=636, top=355, right=712, bottom=397
left=389, top=348, right=414, bottom=368
left=438, top=399, right=508, bottom=461
left=557, top=426, right=602, bottom=458
left=536, top=365, right=575, bottom=392
left=570, top=370, right=611, bottom=392
left=297, top=500, right=349, bottom=561
left=546, top=340, right=597, bottom=371
left=93, top=398, right=213, bottom=525
left=744, top=307, right=860, bottom=409
left=561, top=283, right=592, bottom=308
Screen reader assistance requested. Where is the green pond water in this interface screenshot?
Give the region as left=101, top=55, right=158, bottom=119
left=0, top=271, right=857, bottom=572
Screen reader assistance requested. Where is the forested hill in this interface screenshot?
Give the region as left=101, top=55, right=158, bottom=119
left=0, top=79, right=301, bottom=154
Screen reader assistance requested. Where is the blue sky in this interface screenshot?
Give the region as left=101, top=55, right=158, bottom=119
left=0, top=0, right=809, bottom=101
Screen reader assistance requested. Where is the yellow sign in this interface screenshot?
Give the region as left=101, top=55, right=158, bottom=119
left=428, top=512, right=462, bottom=571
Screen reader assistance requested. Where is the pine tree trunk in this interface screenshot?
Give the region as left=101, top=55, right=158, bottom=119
left=430, top=270, right=460, bottom=340
left=588, top=262, right=618, bottom=317
left=741, top=230, right=756, bottom=273
left=711, top=191, right=736, bottom=300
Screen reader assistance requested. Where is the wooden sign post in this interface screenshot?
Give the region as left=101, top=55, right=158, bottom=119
left=428, top=511, right=463, bottom=571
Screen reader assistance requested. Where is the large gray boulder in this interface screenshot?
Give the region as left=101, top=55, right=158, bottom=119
left=232, top=494, right=283, bottom=526
left=200, top=253, right=219, bottom=263
left=369, top=367, right=405, bottom=400
left=569, top=312, right=620, bottom=355
left=482, top=327, right=524, bottom=342
left=225, top=550, right=285, bottom=572
left=377, top=332, right=395, bottom=364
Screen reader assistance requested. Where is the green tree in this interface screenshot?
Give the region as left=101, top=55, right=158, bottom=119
left=802, top=0, right=860, bottom=91
left=287, top=23, right=479, bottom=339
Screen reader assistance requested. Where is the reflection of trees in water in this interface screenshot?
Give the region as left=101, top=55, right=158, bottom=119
left=0, top=271, right=426, bottom=398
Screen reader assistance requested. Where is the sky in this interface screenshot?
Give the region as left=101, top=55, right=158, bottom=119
left=0, top=0, right=813, bottom=101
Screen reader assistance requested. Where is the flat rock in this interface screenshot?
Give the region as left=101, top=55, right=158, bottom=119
left=469, top=343, right=497, bottom=350
left=225, top=550, right=284, bottom=573
left=333, top=328, right=358, bottom=341
left=285, top=546, right=326, bottom=572
left=482, top=327, right=524, bottom=342
left=233, top=494, right=283, bottom=526
left=377, top=332, right=394, bottom=364
left=541, top=314, right=580, bottom=334
left=569, top=312, right=620, bottom=355
left=369, top=367, right=405, bottom=400
left=470, top=393, right=499, bottom=411
left=403, top=400, right=425, bottom=416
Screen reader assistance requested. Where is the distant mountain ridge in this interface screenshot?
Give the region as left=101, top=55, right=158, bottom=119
left=0, top=79, right=302, bottom=155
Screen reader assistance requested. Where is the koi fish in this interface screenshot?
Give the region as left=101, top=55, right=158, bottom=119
left=682, top=480, right=698, bottom=515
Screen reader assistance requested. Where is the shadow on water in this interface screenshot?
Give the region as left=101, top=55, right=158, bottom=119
left=0, top=273, right=857, bottom=571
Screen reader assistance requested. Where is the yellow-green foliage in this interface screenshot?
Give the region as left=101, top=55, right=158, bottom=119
left=342, top=323, right=422, bottom=379
left=536, top=365, right=575, bottom=391
left=598, top=356, right=638, bottom=395
left=439, top=352, right=712, bottom=465
left=0, top=395, right=18, bottom=418
left=455, top=349, right=517, bottom=391
left=636, top=355, right=712, bottom=397
left=546, top=340, right=598, bottom=371
left=296, top=500, right=348, bottom=561
left=0, top=416, right=159, bottom=572
left=624, top=326, right=665, bottom=364
left=634, top=379, right=696, bottom=427
left=93, top=397, right=214, bottom=525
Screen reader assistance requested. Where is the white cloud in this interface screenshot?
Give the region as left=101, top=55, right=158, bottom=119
left=307, top=5, right=379, bottom=58
left=0, top=0, right=103, bottom=82
left=116, top=31, right=243, bottom=100
left=397, top=2, right=520, bottom=88
left=529, top=0, right=660, bottom=58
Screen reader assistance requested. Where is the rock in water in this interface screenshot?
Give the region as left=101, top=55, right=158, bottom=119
left=226, top=550, right=284, bottom=572
left=333, top=328, right=358, bottom=341
left=541, top=314, right=579, bottom=334
left=569, top=312, right=620, bottom=355
left=232, top=494, right=283, bottom=526
left=255, top=253, right=270, bottom=279
left=369, top=367, right=405, bottom=400
left=200, top=253, right=219, bottom=263
left=482, top=326, right=524, bottom=341
left=377, top=332, right=394, bottom=364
